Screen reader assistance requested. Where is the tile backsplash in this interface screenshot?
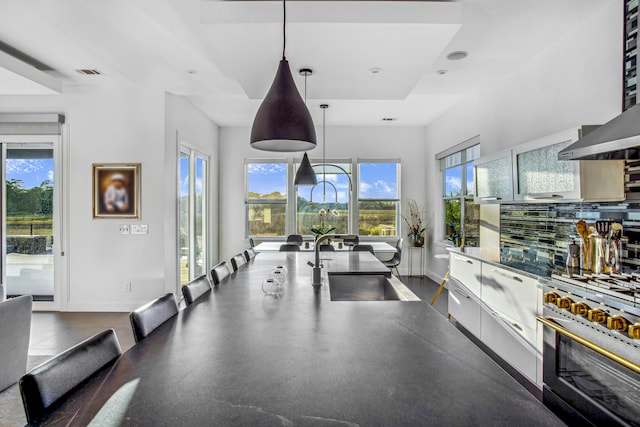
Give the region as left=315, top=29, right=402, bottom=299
left=500, top=202, right=640, bottom=276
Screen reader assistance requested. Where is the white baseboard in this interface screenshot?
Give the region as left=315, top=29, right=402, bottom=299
left=65, top=301, right=144, bottom=312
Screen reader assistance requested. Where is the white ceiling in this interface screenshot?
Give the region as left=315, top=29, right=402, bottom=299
left=0, top=0, right=616, bottom=127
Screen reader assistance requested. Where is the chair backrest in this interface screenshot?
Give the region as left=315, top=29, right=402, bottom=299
left=393, top=238, right=403, bottom=261
left=182, top=275, right=212, bottom=306
left=343, top=236, right=359, bottom=246
left=279, top=244, right=300, bottom=252
left=244, top=248, right=257, bottom=262
left=129, top=293, right=179, bottom=343
left=286, top=234, right=303, bottom=245
left=249, top=238, right=255, bottom=248
left=353, top=244, right=374, bottom=254
left=0, top=295, right=32, bottom=392
left=211, top=262, right=232, bottom=285
left=231, top=253, right=247, bottom=271
left=319, top=244, right=335, bottom=252
left=19, top=329, right=122, bottom=424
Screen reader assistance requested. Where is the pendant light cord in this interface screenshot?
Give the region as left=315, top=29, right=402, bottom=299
left=282, top=0, right=286, bottom=59
left=323, top=106, right=326, bottom=202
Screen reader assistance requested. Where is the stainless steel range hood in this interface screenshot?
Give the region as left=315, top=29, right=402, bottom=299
left=558, top=103, right=640, bottom=160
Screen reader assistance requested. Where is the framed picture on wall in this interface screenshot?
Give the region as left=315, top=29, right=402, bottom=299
left=93, top=163, right=141, bottom=219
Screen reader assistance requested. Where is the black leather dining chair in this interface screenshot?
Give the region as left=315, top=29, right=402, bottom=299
left=286, top=234, right=303, bottom=245
left=129, top=293, right=179, bottom=343
left=231, top=253, right=248, bottom=271
left=19, top=329, right=122, bottom=425
left=353, top=244, right=374, bottom=254
left=211, top=261, right=232, bottom=285
left=279, top=244, right=300, bottom=252
left=249, top=238, right=255, bottom=248
left=181, top=275, right=212, bottom=306
left=319, top=244, right=335, bottom=251
left=383, top=238, right=403, bottom=276
left=244, top=248, right=257, bottom=261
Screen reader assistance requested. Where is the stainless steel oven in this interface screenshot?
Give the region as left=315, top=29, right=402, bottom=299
left=540, top=276, right=640, bottom=426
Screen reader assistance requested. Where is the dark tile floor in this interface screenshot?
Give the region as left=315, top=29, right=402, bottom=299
left=0, top=278, right=448, bottom=426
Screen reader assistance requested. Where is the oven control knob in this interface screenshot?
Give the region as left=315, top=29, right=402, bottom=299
left=629, top=323, right=640, bottom=340
left=588, top=308, right=608, bottom=324
left=607, top=315, right=630, bottom=332
left=556, top=296, right=573, bottom=310
left=570, top=302, right=590, bottom=316
left=544, top=292, right=559, bottom=304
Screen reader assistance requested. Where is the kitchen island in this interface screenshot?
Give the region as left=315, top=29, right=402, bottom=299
left=42, top=252, right=562, bottom=426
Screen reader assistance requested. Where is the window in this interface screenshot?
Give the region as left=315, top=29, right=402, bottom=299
left=246, top=161, right=287, bottom=237
left=441, top=144, right=480, bottom=246
left=296, top=163, right=351, bottom=235
left=358, top=161, right=400, bottom=236
left=179, top=146, right=209, bottom=285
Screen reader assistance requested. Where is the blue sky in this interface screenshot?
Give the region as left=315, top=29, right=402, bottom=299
left=6, top=159, right=54, bottom=189
left=247, top=162, right=399, bottom=201
left=179, top=157, right=206, bottom=196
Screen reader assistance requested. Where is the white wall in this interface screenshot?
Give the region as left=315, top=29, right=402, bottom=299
left=0, top=81, right=219, bottom=311
left=423, top=0, right=622, bottom=282
left=163, top=94, right=219, bottom=296
left=219, top=126, right=426, bottom=275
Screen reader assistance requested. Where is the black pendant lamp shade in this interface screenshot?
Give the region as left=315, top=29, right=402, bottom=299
left=294, top=152, right=317, bottom=185
left=250, top=59, right=317, bottom=152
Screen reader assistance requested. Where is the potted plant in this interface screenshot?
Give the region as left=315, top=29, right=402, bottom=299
left=310, top=208, right=338, bottom=240
left=402, top=199, right=429, bottom=247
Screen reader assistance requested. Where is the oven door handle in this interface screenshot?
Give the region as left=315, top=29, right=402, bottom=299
left=537, top=316, right=640, bottom=375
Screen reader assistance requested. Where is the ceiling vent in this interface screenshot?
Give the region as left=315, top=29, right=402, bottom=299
left=75, top=69, right=104, bottom=76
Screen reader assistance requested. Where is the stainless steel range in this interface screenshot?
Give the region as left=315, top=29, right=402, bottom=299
left=539, top=274, right=640, bottom=426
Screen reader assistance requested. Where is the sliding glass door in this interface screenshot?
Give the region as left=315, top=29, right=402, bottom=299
left=1, top=138, right=62, bottom=307
left=178, top=145, right=209, bottom=286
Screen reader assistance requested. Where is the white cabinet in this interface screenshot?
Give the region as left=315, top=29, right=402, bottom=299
left=474, top=150, right=513, bottom=204
left=448, top=279, right=481, bottom=338
left=449, top=253, right=481, bottom=298
left=481, top=265, right=539, bottom=331
left=512, top=127, right=625, bottom=202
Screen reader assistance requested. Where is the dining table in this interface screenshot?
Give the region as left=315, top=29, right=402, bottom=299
left=40, top=252, right=562, bottom=426
left=254, top=241, right=397, bottom=254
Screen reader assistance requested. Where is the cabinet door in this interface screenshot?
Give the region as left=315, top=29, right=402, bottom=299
left=481, top=266, right=539, bottom=330
left=514, top=138, right=579, bottom=200
left=448, top=279, right=481, bottom=337
left=474, top=151, right=513, bottom=203
left=481, top=309, right=539, bottom=385
left=449, top=253, right=481, bottom=298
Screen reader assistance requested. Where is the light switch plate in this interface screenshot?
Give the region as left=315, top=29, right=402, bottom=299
left=119, top=224, right=130, bottom=235
left=131, top=224, right=148, bottom=235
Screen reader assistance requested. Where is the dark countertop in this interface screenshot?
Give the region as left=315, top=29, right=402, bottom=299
left=42, top=252, right=562, bottom=426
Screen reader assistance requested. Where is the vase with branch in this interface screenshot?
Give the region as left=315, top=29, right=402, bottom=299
left=402, top=199, right=430, bottom=247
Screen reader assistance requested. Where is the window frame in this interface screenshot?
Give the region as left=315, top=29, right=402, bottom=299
left=357, top=159, right=401, bottom=239
left=440, top=144, right=480, bottom=246
left=245, top=159, right=289, bottom=239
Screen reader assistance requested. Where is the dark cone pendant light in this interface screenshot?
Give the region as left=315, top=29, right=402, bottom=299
left=294, top=152, right=317, bottom=185
left=250, top=0, right=316, bottom=152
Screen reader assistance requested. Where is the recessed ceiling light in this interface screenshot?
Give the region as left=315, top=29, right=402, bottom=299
left=369, top=67, right=383, bottom=75
left=382, top=117, right=397, bottom=122
left=446, top=51, right=469, bottom=61
left=437, top=69, right=448, bottom=75
left=75, top=69, right=103, bottom=76
left=187, top=70, right=197, bottom=75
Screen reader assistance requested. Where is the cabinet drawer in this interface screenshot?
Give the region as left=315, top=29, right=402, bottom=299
left=481, top=266, right=539, bottom=329
left=481, top=309, right=538, bottom=384
left=449, top=254, right=481, bottom=298
left=448, top=279, right=481, bottom=338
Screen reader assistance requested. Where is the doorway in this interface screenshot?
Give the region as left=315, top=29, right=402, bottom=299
left=1, top=137, right=63, bottom=309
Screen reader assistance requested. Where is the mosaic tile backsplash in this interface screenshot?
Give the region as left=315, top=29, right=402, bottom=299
left=500, top=203, right=640, bottom=276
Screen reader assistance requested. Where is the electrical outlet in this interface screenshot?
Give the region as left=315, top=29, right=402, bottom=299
left=120, top=224, right=130, bottom=235
left=124, top=281, right=131, bottom=292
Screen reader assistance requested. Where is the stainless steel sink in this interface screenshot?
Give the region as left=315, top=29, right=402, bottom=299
left=328, top=274, right=420, bottom=301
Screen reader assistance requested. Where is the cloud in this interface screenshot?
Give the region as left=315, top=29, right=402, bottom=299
left=248, top=163, right=286, bottom=174
left=47, top=169, right=54, bottom=181
left=6, top=159, right=45, bottom=174
left=446, top=175, right=462, bottom=193
left=360, top=182, right=372, bottom=193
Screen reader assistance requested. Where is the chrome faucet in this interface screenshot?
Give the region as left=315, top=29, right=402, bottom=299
left=312, top=234, right=358, bottom=287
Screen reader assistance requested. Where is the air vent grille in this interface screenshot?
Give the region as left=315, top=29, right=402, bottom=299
left=75, top=69, right=104, bottom=76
